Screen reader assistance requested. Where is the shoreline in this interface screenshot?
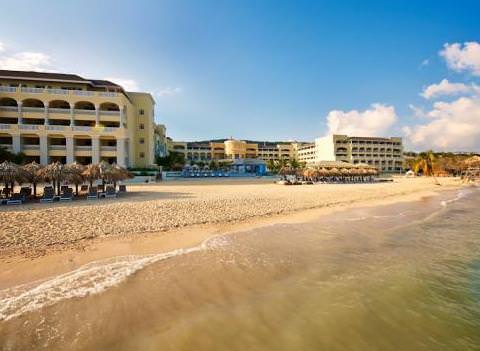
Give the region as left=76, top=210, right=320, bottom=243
left=0, top=180, right=465, bottom=290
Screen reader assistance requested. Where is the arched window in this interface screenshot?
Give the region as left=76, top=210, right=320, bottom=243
left=0, top=97, right=18, bottom=107
left=99, top=102, right=120, bottom=111
left=22, top=99, right=44, bottom=108
left=74, top=101, right=95, bottom=110
left=49, top=100, right=70, bottom=109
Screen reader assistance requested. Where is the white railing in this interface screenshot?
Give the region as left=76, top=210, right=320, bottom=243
left=99, top=92, right=118, bottom=97
left=0, top=144, right=12, bottom=149
left=74, top=109, right=96, bottom=115
left=22, top=144, right=40, bottom=150
left=103, top=127, right=117, bottom=133
left=46, top=88, right=68, bottom=95
left=46, top=125, right=68, bottom=131
left=0, top=106, right=17, bottom=111
left=49, top=145, right=66, bottom=150
left=20, top=87, right=44, bottom=94
left=0, top=86, right=17, bottom=93
left=99, top=110, right=120, bottom=115
left=100, top=146, right=117, bottom=151
left=75, top=145, right=92, bottom=150
left=19, top=125, right=40, bottom=130
left=0, top=124, right=12, bottom=130
left=49, top=108, right=71, bottom=114
left=72, top=126, right=92, bottom=132
left=22, top=107, right=44, bottom=113
left=73, top=90, right=94, bottom=96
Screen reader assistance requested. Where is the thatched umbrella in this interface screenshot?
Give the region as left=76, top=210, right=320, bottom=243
left=109, top=163, right=134, bottom=189
left=0, top=161, right=21, bottom=193
left=329, top=167, right=340, bottom=177
left=82, top=163, right=101, bottom=188
left=65, top=162, right=85, bottom=196
left=42, top=161, right=66, bottom=195
left=22, top=161, right=44, bottom=197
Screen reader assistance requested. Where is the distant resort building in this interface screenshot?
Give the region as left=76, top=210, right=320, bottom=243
left=167, top=138, right=310, bottom=163
left=297, top=134, right=404, bottom=173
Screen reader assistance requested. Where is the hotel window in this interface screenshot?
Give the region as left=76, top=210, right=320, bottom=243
left=139, top=123, right=145, bottom=130
left=139, top=138, right=145, bottom=144
left=139, top=152, right=145, bottom=158
left=139, top=109, right=145, bottom=115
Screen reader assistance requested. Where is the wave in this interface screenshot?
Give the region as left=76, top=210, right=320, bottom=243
left=440, top=188, right=472, bottom=207
left=0, top=235, right=228, bottom=322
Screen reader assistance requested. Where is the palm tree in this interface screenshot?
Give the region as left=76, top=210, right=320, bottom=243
left=64, top=162, right=85, bottom=196
left=82, top=163, right=101, bottom=188
left=22, top=161, right=44, bottom=197
left=413, top=151, right=440, bottom=184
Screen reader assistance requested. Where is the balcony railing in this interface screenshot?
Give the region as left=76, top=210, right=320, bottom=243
left=23, top=107, right=44, bottom=113
left=19, top=125, right=40, bottom=130
left=0, top=124, right=12, bottom=130
left=0, top=86, right=17, bottom=93
left=49, top=145, right=66, bottom=150
left=74, top=109, right=96, bottom=115
left=4, top=87, right=119, bottom=98
left=0, top=106, right=18, bottom=111
left=75, top=145, right=92, bottom=150
left=72, top=126, right=93, bottom=132
left=22, top=145, right=40, bottom=150
left=99, top=110, right=120, bottom=116
left=46, top=125, right=68, bottom=131
left=100, top=146, right=117, bottom=151
left=49, top=108, right=71, bottom=114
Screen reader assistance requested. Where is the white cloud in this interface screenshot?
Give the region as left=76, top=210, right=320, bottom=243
left=104, top=77, right=139, bottom=91
left=0, top=50, right=53, bottom=71
left=156, top=86, right=182, bottom=97
left=421, top=79, right=479, bottom=99
left=420, top=59, right=429, bottom=67
left=325, top=103, right=397, bottom=137
left=0, top=42, right=5, bottom=52
left=404, top=96, right=480, bottom=151
left=440, top=42, right=480, bottom=76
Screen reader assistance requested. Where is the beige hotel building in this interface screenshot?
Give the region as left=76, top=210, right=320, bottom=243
left=0, top=70, right=156, bottom=168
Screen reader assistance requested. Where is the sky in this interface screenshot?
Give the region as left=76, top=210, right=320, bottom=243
left=0, top=0, right=480, bottom=151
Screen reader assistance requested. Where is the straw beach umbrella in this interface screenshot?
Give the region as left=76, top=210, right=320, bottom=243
left=110, top=163, right=134, bottom=189
left=22, top=161, right=44, bottom=197
left=42, top=161, right=66, bottom=195
left=82, top=163, right=101, bottom=188
left=65, top=162, right=85, bottom=196
left=0, top=161, right=21, bottom=193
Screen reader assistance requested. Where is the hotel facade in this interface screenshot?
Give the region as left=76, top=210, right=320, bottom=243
left=0, top=70, right=156, bottom=168
left=298, top=134, right=404, bottom=172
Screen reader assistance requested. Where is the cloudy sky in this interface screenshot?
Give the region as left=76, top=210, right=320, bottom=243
left=0, top=0, right=479, bottom=151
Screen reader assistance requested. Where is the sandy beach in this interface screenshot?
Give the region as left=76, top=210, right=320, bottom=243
left=0, top=177, right=462, bottom=262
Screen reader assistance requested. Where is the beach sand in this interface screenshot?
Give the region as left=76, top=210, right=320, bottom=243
left=0, top=176, right=463, bottom=288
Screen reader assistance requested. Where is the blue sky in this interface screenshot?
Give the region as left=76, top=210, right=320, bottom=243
left=1, top=0, right=480, bottom=150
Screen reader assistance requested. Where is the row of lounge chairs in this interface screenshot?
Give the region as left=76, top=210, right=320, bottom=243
left=0, top=184, right=127, bottom=205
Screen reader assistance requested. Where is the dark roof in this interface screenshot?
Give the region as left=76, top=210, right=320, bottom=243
left=0, top=70, right=122, bottom=89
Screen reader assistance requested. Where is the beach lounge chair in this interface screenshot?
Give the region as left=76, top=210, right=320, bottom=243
left=7, top=193, right=24, bottom=205
left=105, top=186, right=117, bottom=199
left=87, top=187, right=98, bottom=200
left=20, top=187, right=32, bottom=197
left=40, top=188, right=55, bottom=203
left=80, top=185, right=88, bottom=192
left=118, top=184, right=127, bottom=194
left=60, top=188, right=74, bottom=201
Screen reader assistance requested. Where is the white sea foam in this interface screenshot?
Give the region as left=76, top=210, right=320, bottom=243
left=0, top=235, right=225, bottom=322
left=440, top=189, right=470, bottom=207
